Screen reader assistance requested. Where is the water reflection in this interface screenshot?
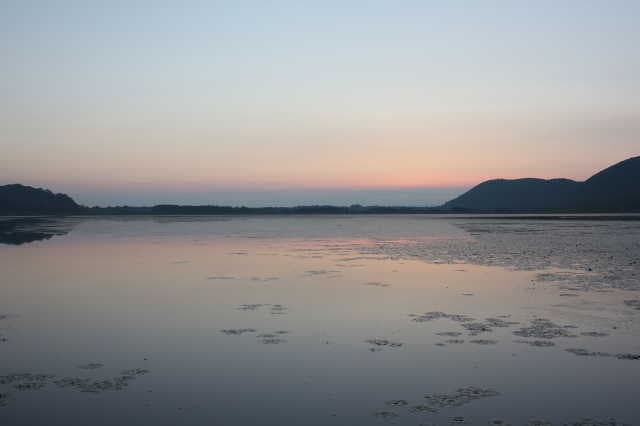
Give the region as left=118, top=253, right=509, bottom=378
left=0, top=217, right=75, bottom=245
left=0, top=216, right=639, bottom=425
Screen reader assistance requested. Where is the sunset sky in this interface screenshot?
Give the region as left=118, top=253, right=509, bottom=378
left=1, top=1, right=638, bottom=206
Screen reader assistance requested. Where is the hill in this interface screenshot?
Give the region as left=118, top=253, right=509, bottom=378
left=443, top=156, right=640, bottom=212
left=0, top=184, right=82, bottom=215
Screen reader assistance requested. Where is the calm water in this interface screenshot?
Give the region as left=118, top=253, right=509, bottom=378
left=1, top=215, right=639, bottom=425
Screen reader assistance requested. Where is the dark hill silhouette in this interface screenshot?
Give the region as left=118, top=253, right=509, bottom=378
left=2, top=156, right=639, bottom=215
left=443, top=156, right=640, bottom=212
left=0, top=184, right=82, bottom=215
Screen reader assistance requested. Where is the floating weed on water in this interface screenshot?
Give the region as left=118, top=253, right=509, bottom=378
left=0, top=368, right=150, bottom=406
left=260, top=337, right=287, bottom=344
left=236, top=303, right=288, bottom=315
left=559, top=293, right=580, bottom=297
left=462, top=322, right=494, bottom=336
left=220, top=328, right=257, bottom=335
left=565, top=419, right=626, bottom=426
left=526, top=420, right=552, bottom=426
left=270, top=304, right=288, bottom=315
left=250, top=276, right=280, bottom=282
left=207, top=276, right=235, bottom=280
left=373, top=410, right=400, bottom=420
left=489, top=419, right=512, bottom=426
left=565, top=348, right=611, bottom=357
left=514, top=340, right=556, bottom=347
left=513, top=318, right=578, bottom=339
left=470, top=339, right=498, bottom=345
left=366, top=281, right=390, bottom=287
left=410, top=312, right=474, bottom=323
left=450, top=416, right=466, bottom=423
left=422, top=386, right=500, bottom=409
left=0, top=374, right=54, bottom=385
left=408, top=404, right=438, bottom=414
left=120, top=368, right=149, bottom=376
left=238, top=304, right=268, bottom=311
left=615, top=353, right=640, bottom=360
left=446, top=339, right=465, bottom=344
left=580, top=331, right=609, bottom=337
left=623, top=300, right=640, bottom=310
left=436, top=332, right=463, bottom=337
left=385, top=399, right=409, bottom=407
left=78, top=363, right=104, bottom=370
left=485, top=318, right=520, bottom=327
left=13, top=382, right=48, bottom=391
left=366, top=339, right=403, bottom=350
left=305, top=269, right=340, bottom=276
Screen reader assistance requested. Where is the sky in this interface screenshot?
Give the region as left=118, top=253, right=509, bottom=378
left=1, top=1, right=639, bottom=207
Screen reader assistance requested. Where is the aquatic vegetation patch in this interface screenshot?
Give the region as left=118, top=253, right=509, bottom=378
left=385, top=399, right=409, bottom=407
left=580, top=331, right=609, bottom=337
left=270, top=304, right=288, bottom=315
left=615, top=353, right=640, bottom=360
left=356, top=221, right=640, bottom=292
left=0, top=368, right=150, bottom=407
left=462, top=322, right=494, bottom=336
left=470, top=339, right=498, bottom=345
left=410, top=312, right=474, bottom=323
left=373, top=410, right=400, bottom=420
left=237, top=303, right=288, bottom=315
left=514, top=340, right=556, bottom=347
left=485, top=317, right=520, bottom=327
left=446, top=339, right=465, bottom=344
left=0, top=373, right=55, bottom=385
left=238, top=304, right=268, bottom=311
left=436, top=331, right=463, bottom=337
left=565, top=349, right=640, bottom=361
left=565, top=419, right=624, bottom=426
left=220, top=328, right=257, bottom=335
left=565, top=348, right=611, bottom=357
left=526, top=420, right=552, bottom=426
left=422, top=386, right=500, bottom=409
left=260, top=337, right=287, bottom=344
left=77, top=363, right=104, bottom=370
left=366, top=339, right=403, bottom=351
left=407, top=404, right=437, bottom=413
left=366, top=281, right=390, bottom=287
left=513, top=318, right=578, bottom=339
left=489, top=420, right=512, bottom=426
left=207, top=276, right=235, bottom=280
left=250, top=276, right=280, bottom=282
left=624, top=299, right=640, bottom=310
left=305, top=269, right=340, bottom=276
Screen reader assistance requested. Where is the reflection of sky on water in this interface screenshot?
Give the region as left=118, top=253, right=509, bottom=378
left=0, top=216, right=639, bottom=425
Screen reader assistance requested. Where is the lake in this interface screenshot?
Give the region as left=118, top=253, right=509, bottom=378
left=1, top=215, right=639, bottom=425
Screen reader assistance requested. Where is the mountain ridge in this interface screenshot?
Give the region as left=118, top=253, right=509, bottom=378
left=443, top=156, right=640, bottom=212
left=1, top=156, right=639, bottom=214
